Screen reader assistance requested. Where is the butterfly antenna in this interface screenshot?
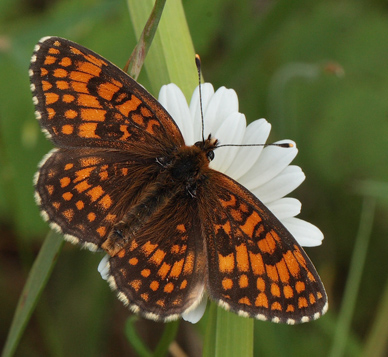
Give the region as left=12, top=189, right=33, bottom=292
left=195, top=55, right=205, bottom=142
left=194, top=55, right=292, bottom=150
left=217, top=142, right=293, bottom=148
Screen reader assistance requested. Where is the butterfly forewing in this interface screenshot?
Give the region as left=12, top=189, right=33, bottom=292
left=30, top=36, right=184, bottom=154
left=201, top=171, right=328, bottom=324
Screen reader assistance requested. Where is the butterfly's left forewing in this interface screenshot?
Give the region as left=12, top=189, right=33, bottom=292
left=30, top=36, right=184, bottom=155
left=200, top=170, right=328, bottom=324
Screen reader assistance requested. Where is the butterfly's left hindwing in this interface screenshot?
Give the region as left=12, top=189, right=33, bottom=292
left=34, top=147, right=161, bottom=249
left=200, top=171, right=328, bottom=324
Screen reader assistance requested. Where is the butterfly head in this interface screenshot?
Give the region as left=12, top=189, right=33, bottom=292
left=194, top=133, right=218, bottom=162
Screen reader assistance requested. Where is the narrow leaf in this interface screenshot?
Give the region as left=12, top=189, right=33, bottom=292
left=125, top=317, right=153, bottom=357
left=203, top=301, right=218, bottom=357
left=125, top=0, right=167, bottom=79
left=153, top=321, right=180, bottom=356
left=2, top=231, right=64, bottom=357
left=214, top=306, right=253, bottom=357
left=127, top=0, right=197, bottom=99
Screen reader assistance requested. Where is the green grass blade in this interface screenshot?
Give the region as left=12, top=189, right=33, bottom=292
left=2, top=231, right=64, bottom=357
left=363, top=278, right=388, bottom=356
left=125, top=0, right=166, bottom=79
left=153, top=320, right=180, bottom=356
left=329, top=197, right=376, bottom=357
left=203, top=302, right=218, bottom=357
left=204, top=303, right=254, bottom=356
left=124, top=317, right=153, bottom=357
left=127, top=0, right=197, bottom=99
left=214, top=305, right=253, bottom=357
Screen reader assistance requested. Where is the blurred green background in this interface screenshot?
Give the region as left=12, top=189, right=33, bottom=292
left=1, top=0, right=388, bottom=356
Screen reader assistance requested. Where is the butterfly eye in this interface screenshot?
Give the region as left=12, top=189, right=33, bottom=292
left=207, top=150, right=215, bottom=161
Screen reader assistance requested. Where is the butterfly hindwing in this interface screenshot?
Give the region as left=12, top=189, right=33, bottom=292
left=107, top=191, right=206, bottom=321
left=34, top=147, right=162, bottom=249
left=29, top=36, right=184, bottom=154
left=200, top=170, right=327, bottom=324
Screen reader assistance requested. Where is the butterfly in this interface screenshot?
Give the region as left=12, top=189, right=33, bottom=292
left=30, top=36, right=328, bottom=324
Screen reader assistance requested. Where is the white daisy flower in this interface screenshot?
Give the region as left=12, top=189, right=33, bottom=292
left=98, top=82, right=324, bottom=324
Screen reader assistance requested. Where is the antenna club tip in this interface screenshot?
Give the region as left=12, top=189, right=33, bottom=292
left=195, top=54, right=201, bottom=68
left=277, top=142, right=293, bottom=148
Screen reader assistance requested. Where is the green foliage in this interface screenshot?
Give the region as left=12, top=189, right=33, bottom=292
left=1, top=0, right=388, bottom=356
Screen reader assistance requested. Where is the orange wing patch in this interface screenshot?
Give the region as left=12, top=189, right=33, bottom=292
left=203, top=171, right=327, bottom=323
left=30, top=36, right=185, bottom=152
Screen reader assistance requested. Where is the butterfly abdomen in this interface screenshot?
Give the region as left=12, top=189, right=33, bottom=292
left=102, top=176, right=175, bottom=254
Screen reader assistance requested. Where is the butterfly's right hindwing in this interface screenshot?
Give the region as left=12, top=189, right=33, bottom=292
left=200, top=170, right=328, bottom=324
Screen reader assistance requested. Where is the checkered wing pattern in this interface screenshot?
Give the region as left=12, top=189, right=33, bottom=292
left=34, top=147, right=161, bottom=250
left=201, top=171, right=328, bottom=324
left=30, top=37, right=184, bottom=155
left=107, top=193, right=206, bottom=321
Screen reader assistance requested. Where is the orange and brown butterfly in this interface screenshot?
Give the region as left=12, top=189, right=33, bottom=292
left=29, top=36, right=328, bottom=324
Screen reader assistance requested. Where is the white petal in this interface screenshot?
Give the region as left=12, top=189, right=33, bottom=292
left=211, top=113, right=246, bottom=172
left=251, top=165, right=305, bottom=203
left=225, top=119, right=271, bottom=179
left=98, top=255, right=110, bottom=281
left=238, top=140, right=298, bottom=190
left=266, top=197, right=302, bottom=220
left=182, top=295, right=208, bottom=324
left=190, top=83, right=215, bottom=142
left=203, top=87, right=239, bottom=136
left=158, top=84, right=194, bottom=144
left=282, top=217, right=324, bottom=247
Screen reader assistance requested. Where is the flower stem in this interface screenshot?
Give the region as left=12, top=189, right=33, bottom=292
left=124, top=0, right=166, bottom=79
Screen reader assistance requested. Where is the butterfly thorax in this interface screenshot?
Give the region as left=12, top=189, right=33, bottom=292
left=169, top=145, right=209, bottom=183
